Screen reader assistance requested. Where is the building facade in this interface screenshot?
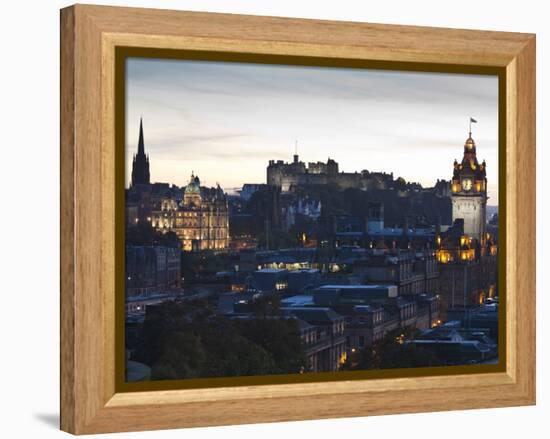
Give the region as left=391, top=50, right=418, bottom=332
left=282, top=307, right=347, bottom=372
left=450, top=131, right=488, bottom=243
left=151, top=173, right=230, bottom=252
left=356, top=249, right=439, bottom=297
left=436, top=128, right=498, bottom=316
left=125, top=245, right=181, bottom=298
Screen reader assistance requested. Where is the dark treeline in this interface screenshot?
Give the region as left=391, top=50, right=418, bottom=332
left=131, top=300, right=308, bottom=380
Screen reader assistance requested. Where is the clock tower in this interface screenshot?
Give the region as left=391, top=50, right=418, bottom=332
left=450, top=127, right=488, bottom=244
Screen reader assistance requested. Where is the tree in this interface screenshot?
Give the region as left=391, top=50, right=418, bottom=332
left=198, top=323, right=277, bottom=377
left=126, top=222, right=182, bottom=248
left=151, top=331, right=205, bottom=380
left=345, top=327, right=443, bottom=370
left=134, top=300, right=308, bottom=379
left=234, top=318, right=309, bottom=374
left=247, top=294, right=281, bottom=318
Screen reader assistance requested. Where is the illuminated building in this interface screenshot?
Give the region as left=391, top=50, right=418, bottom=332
left=450, top=129, right=488, bottom=244
left=435, top=220, right=477, bottom=265
left=434, top=125, right=498, bottom=316
left=151, top=173, right=230, bottom=252
left=435, top=219, right=498, bottom=316
left=125, top=119, right=230, bottom=251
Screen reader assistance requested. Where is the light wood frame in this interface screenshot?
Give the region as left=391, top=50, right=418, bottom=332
left=60, top=4, right=536, bottom=434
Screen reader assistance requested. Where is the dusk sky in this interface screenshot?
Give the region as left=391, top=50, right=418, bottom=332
left=126, top=58, right=499, bottom=203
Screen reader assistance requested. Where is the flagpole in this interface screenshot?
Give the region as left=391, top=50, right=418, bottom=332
left=469, top=117, right=477, bottom=137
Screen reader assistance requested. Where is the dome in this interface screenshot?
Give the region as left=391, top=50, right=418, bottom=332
left=185, top=183, right=200, bottom=195
left=464, top=136, right=476, bottom=151
left=184, top=172, right=201, bottom=195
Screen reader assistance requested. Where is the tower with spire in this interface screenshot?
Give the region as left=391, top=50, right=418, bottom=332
left=131, top=118, right=150, bottom=186
left=450, top=119, right=488, bottom=244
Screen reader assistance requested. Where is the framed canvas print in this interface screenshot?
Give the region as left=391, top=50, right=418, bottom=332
left=60, top=4, right=536, bottom=435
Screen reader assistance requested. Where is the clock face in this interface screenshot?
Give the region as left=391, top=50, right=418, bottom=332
left=461, top=179, right=473, bottom=191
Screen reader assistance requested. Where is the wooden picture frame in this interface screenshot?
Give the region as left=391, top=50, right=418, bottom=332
left=60, top=4, right=536, bottom=434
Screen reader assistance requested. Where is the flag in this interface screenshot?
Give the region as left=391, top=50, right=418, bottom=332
left=470, top=117, right=477, bottom=123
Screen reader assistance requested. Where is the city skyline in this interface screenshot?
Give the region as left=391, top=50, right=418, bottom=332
left=125, top=59, right=500, bottom=382
left=126, top=58, right=499, bottom=203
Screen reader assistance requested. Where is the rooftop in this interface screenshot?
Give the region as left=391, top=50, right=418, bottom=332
left=282, top=307, right=344, bottom=323
left=317, top=284, right=394, bottom=290
left=254, top=268, right=288, bottom=274
left=281, top=295, right=315, bottom=307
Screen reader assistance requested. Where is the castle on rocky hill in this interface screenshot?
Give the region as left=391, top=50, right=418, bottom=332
left=267, top=153, right=427, bottom=194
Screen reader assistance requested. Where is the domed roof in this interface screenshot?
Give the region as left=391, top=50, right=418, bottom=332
left=464, top=136, right=476, bottom=151
left=184, top=172, right=201, bottom=195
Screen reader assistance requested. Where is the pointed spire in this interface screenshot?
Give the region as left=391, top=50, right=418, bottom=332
left=137, top=117, right=145, bottom=156
left=131, top=117, right=151, bottom=185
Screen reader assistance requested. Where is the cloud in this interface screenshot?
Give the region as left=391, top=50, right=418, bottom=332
left=125, top=58, right=499, bottom=202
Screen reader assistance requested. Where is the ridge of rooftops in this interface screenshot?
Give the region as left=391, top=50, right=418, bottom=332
left=253, top=267, right=322, bottom=274
left=335, top=228, right=434, bottom=237
left=316, top=284, right=392, bottom=290
left=280, top=307, right=344, bottom=322
left=126, top=292, right=180, bottom=302
left=253, top=268, right=288, bottom=273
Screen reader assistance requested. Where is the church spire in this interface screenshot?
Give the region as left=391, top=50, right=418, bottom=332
left=137, top=117, right=145, bottom=156
left=131, top=117, right=150, bottom=186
